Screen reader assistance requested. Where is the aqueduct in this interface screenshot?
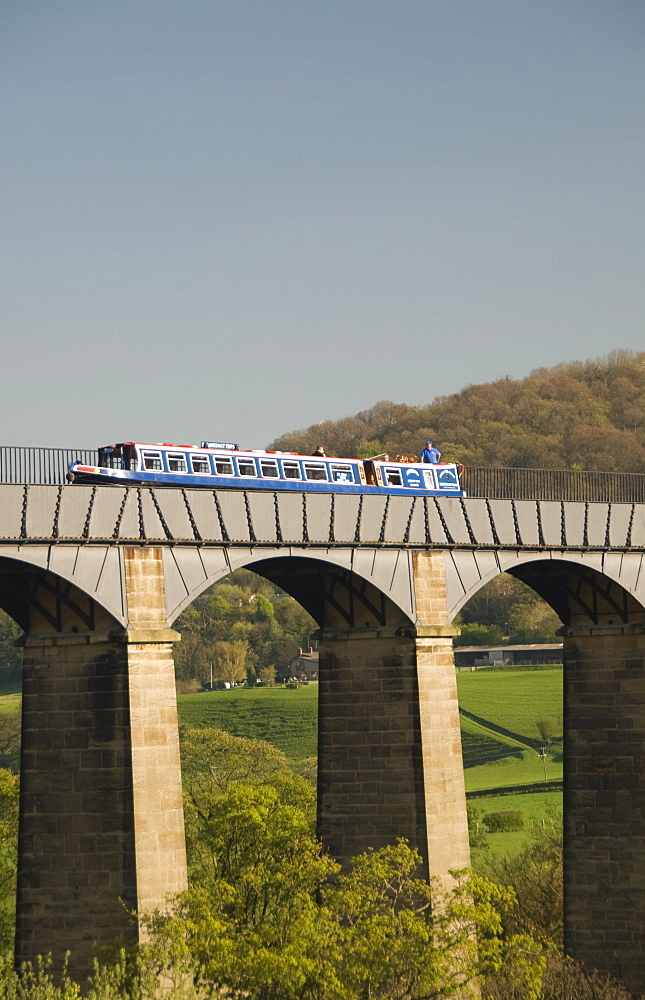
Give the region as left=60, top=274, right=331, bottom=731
left=3, top=482, right=645, bottom=990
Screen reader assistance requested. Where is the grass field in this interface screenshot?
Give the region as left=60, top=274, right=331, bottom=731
left=178, top=684, right=319, bottom=762
left=468, top=789, right=562, bottom=857
left=457, top=668, right=563, bottom=742
left=0, top=680, right=20, bottom=714
left=178, top=682, right=564, bottom=857
left=460, top=714, right=525, bottom=764
left=178, top=671, right=564, bottom=778
left=465, top=745, right=562, bottom=792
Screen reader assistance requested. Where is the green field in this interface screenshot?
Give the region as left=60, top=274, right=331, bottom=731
left=465, top=745, right=562, bottom=792
left=460, top=713, right=525, bottom=764
left=468, top=789, right=562, bottom=857
left=176, top=680, right=564, bottom=857
left=0, top=681, right=20, bottom=714
left=457, top=668, right=563, bottom=742
left=178, top=684, right=319, bottom=762
left=178, top=673, right=564, bottom=791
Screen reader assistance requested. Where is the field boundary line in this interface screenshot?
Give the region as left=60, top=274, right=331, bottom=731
left=466, top=780, right=563, bottom=799
left=459, top=707, right=545, bottom=750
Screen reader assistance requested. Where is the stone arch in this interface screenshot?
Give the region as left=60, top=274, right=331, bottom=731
left=0, top=545, right=128, bottom=629
left=163, top=546, right=418, bottom=629
left=0, top=550, right=124, bottom=635
left=445, top=549, right=645, bottom=626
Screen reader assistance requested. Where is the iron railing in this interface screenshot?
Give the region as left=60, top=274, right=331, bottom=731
left=462, top=466, right=645, bottom=503
left=0, top=448, right=96, bottom=485
left=2, top=448, right=645, bottom=502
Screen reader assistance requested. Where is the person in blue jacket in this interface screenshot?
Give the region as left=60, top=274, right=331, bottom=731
left=421, top=440, right=441, bottom=463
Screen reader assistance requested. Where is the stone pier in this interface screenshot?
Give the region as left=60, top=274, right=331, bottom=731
left=317, top=552, right=471, bottom=885
left=16, top=548, right=187, bottom=981
left=564, top=625, right=645, bottom=993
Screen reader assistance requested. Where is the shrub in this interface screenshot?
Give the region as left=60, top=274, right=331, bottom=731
left=482, top=810, right=524, bottom=833
left=175, top=678, right=201, bottom=695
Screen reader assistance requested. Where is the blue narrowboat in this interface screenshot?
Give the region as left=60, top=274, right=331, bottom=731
left=68, top=442, right=465, bottom=497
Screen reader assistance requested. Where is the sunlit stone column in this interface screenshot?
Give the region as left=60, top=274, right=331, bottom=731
left=317, top=551, right=470, bottom=887
left=16, top=547, right=187, bottom=981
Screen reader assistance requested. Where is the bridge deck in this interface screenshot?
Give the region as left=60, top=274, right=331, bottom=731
left=0, top=483, right=642, bottom=550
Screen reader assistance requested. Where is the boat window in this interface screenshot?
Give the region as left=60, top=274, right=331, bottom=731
left=215, top=457, right=234, bottom=475
left=99, top=446, right=124, bottom=469
left=282, top=461, right=301, bottom=479
left=384, top=467, right=403, bottom=486
left=422, top=469, right=436, bottom=488
left=167, top=453, right=188, bottom=473
left=304, top=463, right=327, bottom=481
left=191, top=454, right=210, bottom=475
left=260, top=459, right=280, bottom=478
left=237, top=457, right=257, bottom=477
left=143, top=451, right=163, bottom=471
left=330, top=464, right=355, bottom=483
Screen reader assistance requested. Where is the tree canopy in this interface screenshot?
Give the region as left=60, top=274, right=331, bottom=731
left=0, top=729, right=630, bottom=998
left=173, top=570, right=315, bottom=686
left=143, top=727, right=544, bottom=1000
left=269, top=350, right=645, bottom=472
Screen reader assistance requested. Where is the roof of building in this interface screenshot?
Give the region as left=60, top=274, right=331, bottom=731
left=455, top=643, right=563, bottom=654
left=288, top=650, right=319, bottom=664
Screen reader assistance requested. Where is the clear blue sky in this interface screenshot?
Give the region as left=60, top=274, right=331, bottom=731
left=2, top=1, right=644, bottom=448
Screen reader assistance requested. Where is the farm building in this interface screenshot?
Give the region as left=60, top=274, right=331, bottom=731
left=454, top=643, right=563, bottom=669
left=288, top=648, right=319, bottom=681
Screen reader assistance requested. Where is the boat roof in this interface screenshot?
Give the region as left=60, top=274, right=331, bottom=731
left=99, top=443, right=452, bottom=467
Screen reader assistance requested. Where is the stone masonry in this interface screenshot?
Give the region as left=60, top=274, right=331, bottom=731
left=564, top=626, right=645, bottom=994
left=16, top=548, right=187, bottom=981
left=122, top=549, right=188, bottom=927
left=317, top=552, right=471, bottom=888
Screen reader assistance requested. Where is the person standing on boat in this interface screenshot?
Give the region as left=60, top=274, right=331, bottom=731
left=312, top=445, right=326, bottom=457
left=421, top=441, right=441, bottom=463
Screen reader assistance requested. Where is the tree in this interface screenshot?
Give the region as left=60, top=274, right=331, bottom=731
left=211, top=640, right=247, bottom=687
left=0, top=768, right=18, bottom=956
left=485, top=813, right=563, bottom=950
left=536, top=716, right=558, bottom=744
left=142, top=839, right=543, bottom=1000
left=0, top=611, right=21, bottom=684
left=458, top=575, right=534, bottom=630
left=179, top=727, right=317, bottom=890
left=298, top=756, right=317, bottom=785
left=453, top=622, right=504, bottom=647
left=508, top=601, right=561, bottom=645
left=142, top=726, right=548, bottom=1000
left=172, top=571, right=316, bottom=683
left=258, top=664, right=276, bottom=686
left=453, top=572, right=563, bottom=646
left=180, top=726, right=297, bottom=792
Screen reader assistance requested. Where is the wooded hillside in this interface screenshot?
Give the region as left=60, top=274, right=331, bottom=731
left=269, top=350, right=645, bottom=471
